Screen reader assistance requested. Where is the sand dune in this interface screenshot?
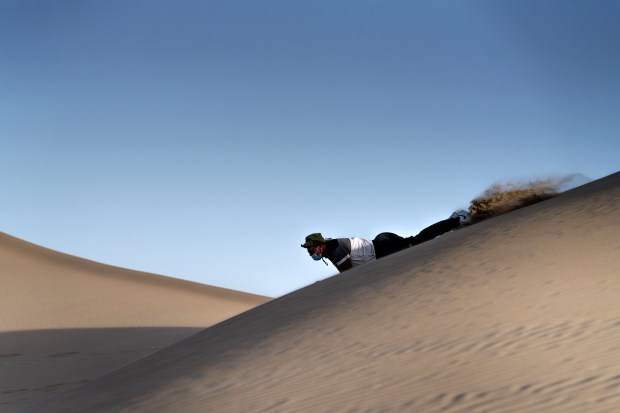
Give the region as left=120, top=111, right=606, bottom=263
left=18, top=172, right=620, bottom=413
left=0, top=233, right=270, bottom=412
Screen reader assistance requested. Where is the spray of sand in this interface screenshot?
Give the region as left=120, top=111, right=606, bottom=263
left=468, top=174, right=590, bottom=224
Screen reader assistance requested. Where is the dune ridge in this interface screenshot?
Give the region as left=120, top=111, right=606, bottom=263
left=18, top=171, right=620, bottom=412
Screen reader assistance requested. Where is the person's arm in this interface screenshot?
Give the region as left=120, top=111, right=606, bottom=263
left=335, top=259, right=353, bottom=273
left=326, top=240, right=353, bottom=273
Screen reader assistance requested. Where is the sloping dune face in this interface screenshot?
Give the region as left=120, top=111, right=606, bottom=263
left=22, top=172, right=620, bottom=413
left=0, top=234, right=269, bottom=412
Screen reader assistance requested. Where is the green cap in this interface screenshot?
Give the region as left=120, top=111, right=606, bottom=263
left=301, top=233, right=331, bottom=248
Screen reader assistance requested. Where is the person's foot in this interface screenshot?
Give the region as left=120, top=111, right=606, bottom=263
left=450, top=210, right=471, bottom=226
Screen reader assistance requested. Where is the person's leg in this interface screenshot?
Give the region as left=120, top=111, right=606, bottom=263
left=372, top=232, right=408, bottom=259
left=405, top=217, right=460, bottom=247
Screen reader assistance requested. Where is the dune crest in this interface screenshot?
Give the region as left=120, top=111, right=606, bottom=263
left=19, top=171, right=620, bottom=413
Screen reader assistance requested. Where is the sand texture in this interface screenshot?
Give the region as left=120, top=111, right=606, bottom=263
left=18, top=172, right=620, bottom=413
left=0, top=233, right=270, bottom=413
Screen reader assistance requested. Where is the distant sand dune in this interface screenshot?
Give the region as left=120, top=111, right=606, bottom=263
left=19, top=171, right=620, bottom=412
left=0, top=233, right=270, bottom=412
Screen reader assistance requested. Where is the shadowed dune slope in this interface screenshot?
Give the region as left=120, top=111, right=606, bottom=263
left=0, top=233, right=270, bottom=412
left=22, top=172, right=620, bottom=413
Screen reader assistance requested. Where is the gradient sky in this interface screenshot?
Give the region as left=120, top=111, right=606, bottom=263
left=2, top=0, right=619, bottom=297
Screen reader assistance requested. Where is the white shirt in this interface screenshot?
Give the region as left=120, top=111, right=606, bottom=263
left=346, top=237, right=376, bottom=267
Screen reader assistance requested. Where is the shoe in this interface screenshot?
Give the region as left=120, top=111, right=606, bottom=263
left=450, top=210, right=471, bottom=226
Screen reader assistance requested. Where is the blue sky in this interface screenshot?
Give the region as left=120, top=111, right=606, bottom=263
left=1, top=0, right=619, bottom=297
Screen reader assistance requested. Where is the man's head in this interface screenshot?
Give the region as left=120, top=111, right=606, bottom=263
left=301, top=233, right=330, bottom=258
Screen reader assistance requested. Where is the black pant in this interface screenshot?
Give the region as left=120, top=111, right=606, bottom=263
left=372, top=217, right=460, bottom=259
